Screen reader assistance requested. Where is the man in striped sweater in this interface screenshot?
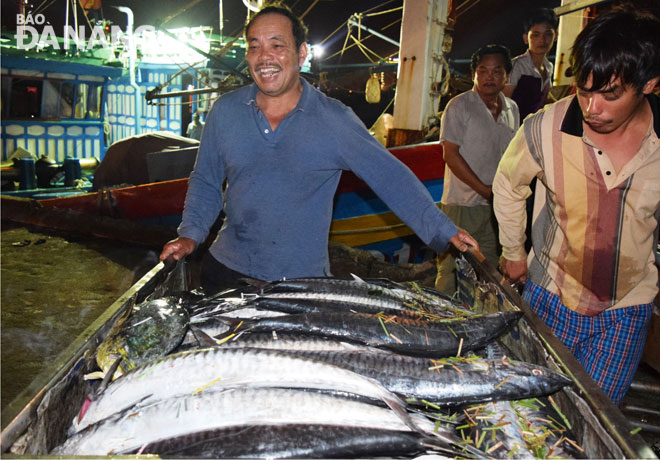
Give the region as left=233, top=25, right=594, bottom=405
left=492, top=8, right=660, bottom=405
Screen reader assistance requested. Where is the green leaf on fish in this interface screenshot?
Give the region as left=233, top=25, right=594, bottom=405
left=377, top=315, right=390, bottom=337
left=549, top=396, right=571, bottom=430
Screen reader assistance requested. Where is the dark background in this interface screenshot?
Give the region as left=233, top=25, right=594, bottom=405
left=3, top=0, right=659, bottom=127
left=2, top=0, right=565, bottom=67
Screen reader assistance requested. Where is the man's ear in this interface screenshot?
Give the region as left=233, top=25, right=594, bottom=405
left=641, top=76, right=660, bottom=95
left=298, top=42, right=308, bottom=68
left=522, top=33, right=529, bottom=46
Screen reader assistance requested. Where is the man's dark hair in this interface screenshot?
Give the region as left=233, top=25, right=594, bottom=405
left=523, top=8, right=559, bottom=32
left=470, top=44, right=513, bottom=75
left=570, top=8, right=660, bottom=93
left=244, top=2, right=309, bottom=49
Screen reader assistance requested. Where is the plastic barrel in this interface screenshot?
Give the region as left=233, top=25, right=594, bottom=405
left=63, top=158, right=82, bottom=187
left=18, top=158, right=37, bottom=190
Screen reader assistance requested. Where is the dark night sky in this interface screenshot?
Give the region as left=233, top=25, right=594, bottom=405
left=4, top=0, right=659, bottom=75
left=3, top=0, right=563, bottom=68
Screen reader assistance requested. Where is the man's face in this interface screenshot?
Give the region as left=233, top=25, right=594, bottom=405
left=523, top=23, right=556, bottom=57
left=576, top=75, right=648, bottom=134
left=473, top=53, right=508, bottom=98
left=246, top=13, right=307, bottom=98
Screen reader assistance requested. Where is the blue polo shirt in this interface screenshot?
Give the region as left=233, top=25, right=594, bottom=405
left=178, top=78, right=458, bottom=281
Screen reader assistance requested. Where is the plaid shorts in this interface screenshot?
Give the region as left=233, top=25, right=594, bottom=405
left=523, top=280, right=654, bottom=406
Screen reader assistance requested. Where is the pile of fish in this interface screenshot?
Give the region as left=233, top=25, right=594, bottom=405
left=52, top=276, right=583, bottom=458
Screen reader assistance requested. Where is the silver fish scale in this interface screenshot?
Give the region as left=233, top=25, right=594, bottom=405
left=464, top=401, right=537, bottom=459
left=137, top=424, right=437, bottom=458
left=55, top=387, right=442, bottom=456
left=264, top=278, right=459, bottom=312
left=261, top=291, right=421, bottom=311
left=512, top=400, right=586, bottom=459
left=71, top=346, right=404, bottom=434
left=238, top=311, right=523, bottom=357
left=217, top=332, right=387, bottom=352
left=288, top=350, right=571, bottom=405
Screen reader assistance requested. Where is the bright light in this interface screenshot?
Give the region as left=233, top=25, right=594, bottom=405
left=135, top=27, right=212, bottom=65
left=311, top=44, right=324, bottom=59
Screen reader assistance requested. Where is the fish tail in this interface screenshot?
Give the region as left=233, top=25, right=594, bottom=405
left=190, top=326, right=220, bottom=347
left=380, top=391, right=418, bottom=432
left=408, top=413, right=488, bottom=458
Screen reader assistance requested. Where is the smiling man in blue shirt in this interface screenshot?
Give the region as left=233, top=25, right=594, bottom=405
left=160, top=3, right=478, bottom=294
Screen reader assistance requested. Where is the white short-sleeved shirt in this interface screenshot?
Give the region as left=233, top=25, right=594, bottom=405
left=440, top=89, right=519, bottom=206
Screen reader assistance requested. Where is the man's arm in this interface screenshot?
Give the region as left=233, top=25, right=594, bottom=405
left=443, top=140, right=492, bottom=201
left=492, top=126, right=540, bottom=281
left=163, top=102, right=226, bottom=260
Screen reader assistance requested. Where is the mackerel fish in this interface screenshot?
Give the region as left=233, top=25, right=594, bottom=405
left=188, top=331, right=391, bottom=353
left=72, top=346, right=409, bottom=434
left=259, top=276, right=472, bottom=316
left=281, top=350, right=572, bottom=405
left=55, top=387, right=486, bottom=457
left=243, top=296, right=459, bottom=320
left=215, top=310, right=523, bottom=357
left=126, top=424, right=458, bottom=458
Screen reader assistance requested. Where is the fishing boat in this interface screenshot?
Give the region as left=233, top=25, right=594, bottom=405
left=0, top=1, right=245, bottom=197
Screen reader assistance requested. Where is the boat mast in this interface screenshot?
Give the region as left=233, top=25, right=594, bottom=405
left=390, top=0, right=451, bottom=146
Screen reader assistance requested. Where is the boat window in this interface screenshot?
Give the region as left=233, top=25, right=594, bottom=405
left=43, top=80, right=62, bottom=119
left=75, top=83, right=88, bottom=119
left=87, top=84, right=102, bottom=119
left=3, top=77, right=104, bottom=120
left=59, top=82, right=75, bottom=118
left=8, top=77, right=43, bottom=118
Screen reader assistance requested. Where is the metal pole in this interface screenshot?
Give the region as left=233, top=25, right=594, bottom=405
left=347, top=16, right=400, bottom=47
left=65, top=0, right=70, bottom=49
left=72, top=0, right=79, bottom=54
left=114, top=6, right=142, bottom=137
left=219, top=0, right=223, bottom=43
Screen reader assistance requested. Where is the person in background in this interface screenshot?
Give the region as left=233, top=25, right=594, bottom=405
left=434, top=44, right=519, bottom=296
left=503, top=8, right=559, bottom=253
left=493, top=8, right=660, bottom=406
left=186, top=112, right=205, bottom=141
left=160, top=2, right=478, bottom=294
left=504, top=8, right=558, bottom=121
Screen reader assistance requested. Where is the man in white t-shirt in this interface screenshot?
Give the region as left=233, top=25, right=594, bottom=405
left=435, top=44, right=520, bottom=295
left=186, top=112, right=205, bottom=141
